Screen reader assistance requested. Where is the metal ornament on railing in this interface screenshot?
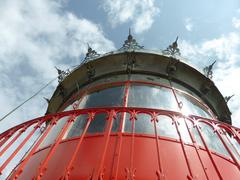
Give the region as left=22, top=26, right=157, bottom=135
left=119, top=29, right=144, bottom=51
left=162, top=37, right=181, bottom=56
left=203, top=61, right=216, bottom=79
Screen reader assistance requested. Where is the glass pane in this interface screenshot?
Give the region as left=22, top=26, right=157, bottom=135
left=176, top=91, right=211, bottom=118
left=111, top=113, right=122, bottom=132
left=198, top=122, right=230, bottom=158
left=124, top=113, right=133, bottom=133
left=63, top=104, right=74, bottom=111
left=156, top=115, right=179, bottom=139
left=79, top=86, right=124, bottom=109
left=177, top=118, right=192, bottom=143
left=87, top=113, right=107, bottom=134
left=39, top=116, right=69, bottom=149
left=226, top=133, right=240, bottom=154
left=222, top=129, right=240, bottom=161
left=135, top=114, right=154, bottom=134
left=64, top=114, right=88, bottom=139
left=186, top=120, right=204, bottom=147
left=128, top=85, right=178, bottom=111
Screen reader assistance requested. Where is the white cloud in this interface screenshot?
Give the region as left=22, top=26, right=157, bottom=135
left=232, top=17, right=240, bottom=29
left=102, top=0, right=160, bottom=34
left=0, top=0, right=115, bottom=132
left=0, top=0, right=115, bottom=178
left=184, top=18, right=193, bottom=32
left=179, top=32, right=240, bottom=128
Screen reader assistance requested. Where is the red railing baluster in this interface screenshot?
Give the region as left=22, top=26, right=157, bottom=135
left=112, top=81, right=130, bottom=179
left=35, top=115, right=76, bottom=179
left=215, top=128, right=240, bottom=170
left=224, top=130, right=240, bottom=158
left=0, top=131, right=14, bottom=149
left=0, top=127, right=27, bottom=157
left=12, top=116, right=55, bottom=179
left=173, top=116, right=195, bottom=179
left=0, top=121, right=43, bottom=175
left=152, top=112, right=165, bottom=179
left=61, top=112, right=94, bottom=179
left=93, top=110, right=115, bottom=179
left=184, top=118, right=209, bottom=180
left=195, top=122, right=223, bottom=180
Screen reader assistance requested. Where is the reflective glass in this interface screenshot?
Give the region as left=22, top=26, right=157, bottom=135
left=156, top=115, right=179, bottom=139
left=198, top=122, right=230, bottom=158
left=124, top=113, right=154, bottom=134
left=111, top=113, right=122, bottom=132
left=135, top=114, right=154, bottom=134
left=222, top=129, right=240, bottom=161
left=128, top=85, right=178, bottom=111
left=176, top=91, right=211, bottom=118
left=124, top=113, right=133, bottom=133
left=64, top=114, right=88, bottom=139
left=39, top=116, right=69, bottom=149
left=186, top=120, right=204, bottom=147
left=87, top=113, right=107, bottom=134
left=177, top=118, right=192, bottom=143
left=79, top=86, right=124, bottom=109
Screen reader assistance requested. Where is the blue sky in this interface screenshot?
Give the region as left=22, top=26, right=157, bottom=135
left=0, top=0, right=240, bottom=133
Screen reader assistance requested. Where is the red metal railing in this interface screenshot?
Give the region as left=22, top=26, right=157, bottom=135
left=0, top=107, right=239, bottom=179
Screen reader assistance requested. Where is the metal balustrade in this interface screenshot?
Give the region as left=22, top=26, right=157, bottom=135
left=0, top=107, right=239, bottom=179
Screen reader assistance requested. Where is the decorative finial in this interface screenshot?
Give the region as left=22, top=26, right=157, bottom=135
left=224, top=95, right=234, bottom=103
left=43, top=97, right=50, bottom=104
left=203, top=61, right=216, bottom=79
left=163, top=36, right=181, bottom=56
left=119, top=28, right=144, bottom=51
left=55, top=66, right=70, bottom=83
left=84, top=44, right=100, bottom=62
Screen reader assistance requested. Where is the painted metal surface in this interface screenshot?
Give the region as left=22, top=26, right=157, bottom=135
left=0, top=107, right=239, bottom=179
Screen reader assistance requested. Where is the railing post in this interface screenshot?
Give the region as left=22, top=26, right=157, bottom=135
left=92, top=110, right=116, bottom=180
left=111, top=81, right=130, bottom=179
left=215, top=127, right=240, bottom=170
left=0, top=131, right=15, bottom=148
left=173, top=116, right=196, bottom=180
left=152, top=112, right=165, bottom=180
left=12, top=116, right=55, bottom=179
left=0, top=126, right=27, bottom=157
left=0, top=121, right=43, bottom=175
left=61, top=112, right=94, bottom=179
left=35, top=115, right=76, bottom=179
left=195, top=121, right=223, bottom=180
left=184, top=118, right=209, bottom=180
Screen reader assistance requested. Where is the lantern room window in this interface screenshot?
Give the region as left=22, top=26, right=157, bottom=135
left=127, top=84, right=178, bottom=111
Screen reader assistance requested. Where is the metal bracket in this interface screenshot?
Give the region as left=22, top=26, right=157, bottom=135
left=85, top=63, right=95, bottom=81
left=166, top=58, right=180, bottom=78
left=124, top=52, right=136, bottom=74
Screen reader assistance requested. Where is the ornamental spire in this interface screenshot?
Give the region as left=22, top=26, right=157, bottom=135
left=55, top=66, right=70, bottom=83
left=84, top=44, right=100, bottom=61
left=225, top=95, right=234, bottom=103
left=162, top=36, right=181, bottom=56
left=203, top=60, right=216, bottom=79
left=119, top=28, right=144, bottom=51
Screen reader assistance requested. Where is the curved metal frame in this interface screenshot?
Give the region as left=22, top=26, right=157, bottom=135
left=0, top=107, right=239, bottom=179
